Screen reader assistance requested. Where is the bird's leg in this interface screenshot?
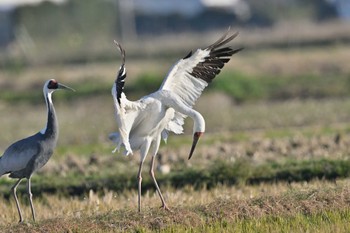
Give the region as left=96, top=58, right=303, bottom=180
left=137, top=141, right=151, bottom=212
left=137, top=160, right=144, bottom=212
left=150, top=155, right=170, bottom=211
left=11, top=178, right=23, bottom=223
left=27, top=177, right=36, bottom=222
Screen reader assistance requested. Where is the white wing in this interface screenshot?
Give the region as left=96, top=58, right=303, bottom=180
left=159, top=30, right=242, bottom=134
left=111, top=41, right=141, bottom=155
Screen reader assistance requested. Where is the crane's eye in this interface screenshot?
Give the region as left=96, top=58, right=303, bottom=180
left=48, top=79, right=58, bottom=89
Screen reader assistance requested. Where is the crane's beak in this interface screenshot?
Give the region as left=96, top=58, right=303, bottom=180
left=188, top=132, right=203, bottom=160
left=58, top=83, right=75, bottom=92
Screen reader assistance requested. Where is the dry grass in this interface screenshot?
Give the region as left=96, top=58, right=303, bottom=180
left=1, top=22, right=350, bottom=232
left=1, top=179, right=350, bottom=232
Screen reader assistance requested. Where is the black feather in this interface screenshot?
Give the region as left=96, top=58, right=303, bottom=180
left=183, top=50, right=193, bottom=59
left=116, top=64, right=126, bottom=105
left=113, top=40, right=127, bottom=106
left=189, top=30, right=242, bottom=83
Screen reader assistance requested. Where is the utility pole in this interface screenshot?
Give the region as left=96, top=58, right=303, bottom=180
left=117, top=0, right=137, bottom=42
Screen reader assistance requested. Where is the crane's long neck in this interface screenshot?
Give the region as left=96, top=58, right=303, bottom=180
left=41, top=92, right=58, bottom=139
left=191, top=110, right=205, bottom=133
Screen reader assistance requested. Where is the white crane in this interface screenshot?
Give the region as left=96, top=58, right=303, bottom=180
left=0, top=79, right=74, bottom=222
left=109, top=29, right=242, bottom=212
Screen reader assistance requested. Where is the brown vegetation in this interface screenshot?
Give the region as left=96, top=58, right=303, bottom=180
left=2, top=180, right=350, bottom=232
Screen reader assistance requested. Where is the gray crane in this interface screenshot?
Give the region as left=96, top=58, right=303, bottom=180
left=0, top=79, right=74, bottom=222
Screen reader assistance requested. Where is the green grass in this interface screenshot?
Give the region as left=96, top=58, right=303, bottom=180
left=212, top=71, right=264, bottom=102
left=225, top=210, right=350, bottom=233
left=0, top=80, right=110, bottom=104
left=1, top=157, right=350, bottom=199
left=164, top=210, right=350, bottom=233
left=4, top=183, right=350, bottom=232
left=212, top=70, right=350, bottom=102
left=0, top=69, right=350, bottom=104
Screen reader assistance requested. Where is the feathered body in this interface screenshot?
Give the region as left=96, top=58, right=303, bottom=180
left=110, top=30, right=242, bottom=211
left=0, top=90, right=58, bottom=179
left=0, top=79, right=74, bottom=222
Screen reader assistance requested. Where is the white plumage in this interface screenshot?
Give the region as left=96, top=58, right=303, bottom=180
left=109, top=29, right=242, bottom=212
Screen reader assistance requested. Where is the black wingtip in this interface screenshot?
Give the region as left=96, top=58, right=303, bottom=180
left=113, top=40, right=127, bottom=106
left=189, top=29, right=241, bottom=84
left=206, top=29, right=239, bottom=50
left=183, top=50, right=193, bottom=59
left=232, top=47, right=244, bottom=54
left=114, top=40, right=126, bottom=65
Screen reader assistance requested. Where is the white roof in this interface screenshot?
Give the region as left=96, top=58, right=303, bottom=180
left=133, top=0, right=203, bottom=16
left=201, top=0, right=240, bottom=7
left=133, top=0, right=243, bottom=16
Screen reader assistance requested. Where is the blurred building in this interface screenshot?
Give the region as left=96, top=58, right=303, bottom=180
left=333, top=0, right=350, bottom=20
left=0, top=0, right=65, bottom=47
left=132, top=0, right=250, bottom=18
left=1, top=0, right=349, bottom=49
left=0, top=8, right=14, bottom=46
left=118, top=0, right=251, bottom=40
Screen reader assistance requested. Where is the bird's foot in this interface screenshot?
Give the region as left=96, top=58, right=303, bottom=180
left=160, top=204, right=172, bottom=212
left=111, top=147, right=119, bottom=153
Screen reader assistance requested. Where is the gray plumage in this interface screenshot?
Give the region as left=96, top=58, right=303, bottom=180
left=3, top=132, right=56, bottom=179
left=0, top=79, right=74, bottom=222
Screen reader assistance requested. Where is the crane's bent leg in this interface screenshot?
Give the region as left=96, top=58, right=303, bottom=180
left=27, top=177, right=36, bottom=222
left=11, top=178, right=23, bottom=222
left=150, top=155, right=170, bottom=211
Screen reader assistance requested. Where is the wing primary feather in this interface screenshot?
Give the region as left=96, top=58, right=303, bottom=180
left=160, top=29, right=242, bottom=134
left=206, top=27, right=231, bottom=50
left=116, top=64, right=126, bottom=105
left=114, top=40, right=125, bottom=65
left=209, top=32, right=239, bottom=50
left=183, top=50, right=193, bottom=59
left=226, top=47, right=244, bottom=56
left=113, top=40, right=127, bottom=106
left=189, top=31, right=243, bottom=83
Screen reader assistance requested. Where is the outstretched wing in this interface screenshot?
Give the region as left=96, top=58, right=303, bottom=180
left=114, top=41, right=126, bottom=106
left=159, top=29, right=242, bottom=134
left=111, top=41, right=139, bottom=155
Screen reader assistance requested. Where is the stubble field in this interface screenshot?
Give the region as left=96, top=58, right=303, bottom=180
left=1, top=24, right=350, bottom=232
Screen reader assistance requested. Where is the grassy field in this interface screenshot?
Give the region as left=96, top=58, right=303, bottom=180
left=2, top=180, right=350, bottom=232
left=1, top=23, right=350, bottom=231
